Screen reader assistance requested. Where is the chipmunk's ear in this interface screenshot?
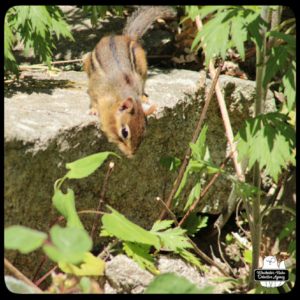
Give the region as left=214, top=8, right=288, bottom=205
left=119, top=97, right=134, bottom=113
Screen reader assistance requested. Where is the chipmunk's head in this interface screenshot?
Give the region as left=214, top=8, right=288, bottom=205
left=102, top=97, right=148, bottom=158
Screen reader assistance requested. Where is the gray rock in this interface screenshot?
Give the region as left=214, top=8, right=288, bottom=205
left=5, top=69, right=275, bottom=277
left=103, top=254, right=230, bottom=294
left=104, top=255, right=153, bottom=294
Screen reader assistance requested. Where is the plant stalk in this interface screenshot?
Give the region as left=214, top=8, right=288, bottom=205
left=248, top=5, right=270, bottom=289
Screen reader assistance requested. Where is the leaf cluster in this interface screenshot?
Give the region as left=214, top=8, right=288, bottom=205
left=186, top=6, right=263, bottom=65
left=101, top=207, right=202, bottom=273
left=5, top=6, right=74, bottom=74
left=5, top=151, right=118, bottom=277
left=174, top=125, right=221, bottom=211
left=236, top=112, right=295, bottom=182
left=82, top=6, right=124, bottom=27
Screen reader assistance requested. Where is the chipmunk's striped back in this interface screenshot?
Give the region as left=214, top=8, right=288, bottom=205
left=83, top=6, right=176, bottom=157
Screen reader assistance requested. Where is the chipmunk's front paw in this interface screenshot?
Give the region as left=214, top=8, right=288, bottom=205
left=142, top=102, right=157, bottom=116
left=89, top=107, right=98, bottom=116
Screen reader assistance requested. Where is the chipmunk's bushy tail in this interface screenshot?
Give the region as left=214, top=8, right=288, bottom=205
left=123, top=6, right=176, bottom=39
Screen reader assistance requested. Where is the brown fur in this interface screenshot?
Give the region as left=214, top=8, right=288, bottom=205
left=83, top=6, right=176, bottom=157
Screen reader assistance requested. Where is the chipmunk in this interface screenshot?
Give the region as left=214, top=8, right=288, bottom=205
left=83, top=6, right=176, bottom=157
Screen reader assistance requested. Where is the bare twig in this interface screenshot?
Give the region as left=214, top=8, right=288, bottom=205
left=4, top=258, right=43, bottom=293
left=32, top=256, right=48, bottom=283
left=195, top=15, right=248, bottom=233
left=34, top=265, right=58, bottom=287
left=97, top=239, right=119, bottom=260
left=195, top=16, right=245, bottom=183
left=50, top=59, right=83, bottom=65
left=155, top=197, right=179, bottom=225
left=188, top=238, right=232, bottom=278
left=91, top=162, right=115, bottom=239
left=235, top=199, right=249, bottom=237
left=216, top=225, right=236, bottom=276
left=78, top=210, right=105, bottom=216
left=159, top=63, right=223, bottom=220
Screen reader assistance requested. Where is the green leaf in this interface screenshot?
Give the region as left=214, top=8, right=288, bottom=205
left=79, top=277, right=92, bottom=294
left=159, top=156, right=181, bottom=171
left=52, top=188, right=84, bottom=229
left=5, top=226, right=47, bottom=254
left=144, top=273, right=214, bottom=294
left=225, top=233, right=233, bottom=243
left=185, top=6, right=201, bottom=21
left=151, top=220, right=174, bottom=232
left=101, top=206, right=161, bottom=249
left=268, top=31, right=296, bottom=49
left=123, top=242, right=159, bottom=274
left=263, top=46, right=289, bottom=87
left=197, top=10, right=231, bottom=65
left=174, top=125, right=214, bottom=203
left=5, top=276, right=37, bottom=294
left=278, top=219, right=295, bottom=241
left=182, top=213, right=208, bottom=236
left=190, top=124, right=208, bottom=161
left=59, top=252, right=105, bottom=276
left=65, top=152, right=119, bottom=179
left=184, top=183, right=201, bottom=211
left=246, top=12, right=264, bottom=49
left=153, top=227, right=192, bottom=252
left=236, top=113, right=295, bottom=182
left=178, top=249, right=203, bottom=269
left=43, top=225, right=92, bottom=264
left=174, top=164, right=191, bottom=201
left=198, top=6, right=229, bottom=19
left=243, top=249, right=252, bottom=264
left=233, top=180, right=261, bottom=199
left=230, top=14, right=247, bottom=60
left=282, top=62, right=296, bottom=111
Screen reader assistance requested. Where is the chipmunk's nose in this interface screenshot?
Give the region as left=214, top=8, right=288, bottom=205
left=126, top=151, right=135, bottom=159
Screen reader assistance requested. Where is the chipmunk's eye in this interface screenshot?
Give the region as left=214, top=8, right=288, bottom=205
left=121, top=127, right=128, bottom=139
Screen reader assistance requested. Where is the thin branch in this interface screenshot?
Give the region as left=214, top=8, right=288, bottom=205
left=195, top=16, right=245, bottom=183
left=155, top=197, right=179, bottom=225
left=235, top=199, right=249, bottom=237
left=187, top=238, right=233, bottom=278
left=260, top=205, right=296, bottom=221
left=50, top=59, right=83, bottom=65
left=4, top=258, right=43, bottom=293
left=159, top=63, right=223, bottom=220
left=195, top=15, right=249, bottom=232
left=78, top=210, right=105, bottom=216
left=216, top=225, right=236, bottom=276
left=97, top=239, right=119, bottom=260
left=32, top=256, right=48, bottom=283
left=91, top=161, right=115, bottom=239
left=34, top=266, right=58, bottom=287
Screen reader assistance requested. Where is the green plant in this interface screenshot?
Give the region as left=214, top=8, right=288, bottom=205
left=5, top=151, right=119, bottom=292
left=100, top=207, right=203, bottom=274
left=182, top=5, right=296, bottom=292
left=144, top=273, right=214, bottom=294
left=82, top=6, right=124, bottom=27
left=5, top=6, right=74, bottom=74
